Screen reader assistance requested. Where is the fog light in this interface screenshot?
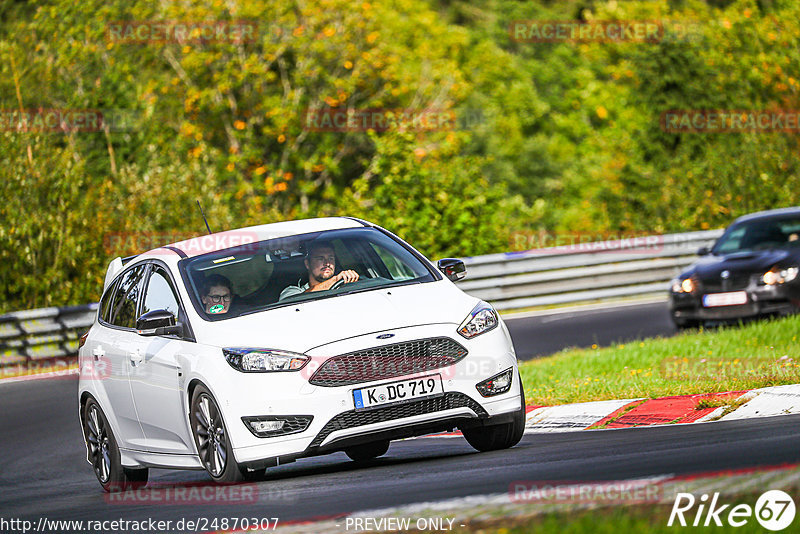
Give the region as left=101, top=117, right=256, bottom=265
left=242, top=416, right=313, bottom=438
left=252, top=420, right=284, bottom=433
left=476, top=368, right=514, bottom=397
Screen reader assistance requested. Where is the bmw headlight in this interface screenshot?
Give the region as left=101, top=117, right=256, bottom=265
left=671, top=277, right=695, bottom=293
left=223, top=348, right=309, bottom=372
left=762, top=266, right=799, bottom=285
left=458, top=301, right=499, bottom=339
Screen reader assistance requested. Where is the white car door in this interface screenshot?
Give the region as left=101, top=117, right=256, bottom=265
left=96, top=264, right=148, bottom=450
left=128, top=263, right=195, bottom=454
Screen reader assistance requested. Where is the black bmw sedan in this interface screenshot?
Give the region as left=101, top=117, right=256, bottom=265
left=670, top=207, right=800, bottom=328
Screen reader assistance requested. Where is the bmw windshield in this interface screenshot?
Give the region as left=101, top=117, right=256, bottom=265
left=712, top=216, right=800, bottom=255
left=180, top=227, right=438, bottom=320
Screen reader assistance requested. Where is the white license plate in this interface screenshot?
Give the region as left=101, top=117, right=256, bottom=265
left=353, top=374, right=443, bottom=410
left=702, top=291, right=748, bottom=307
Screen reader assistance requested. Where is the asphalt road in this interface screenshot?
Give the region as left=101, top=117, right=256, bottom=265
left=2, top=377, right=799, bottom=533
left=505, top=300, right=676, bottom=360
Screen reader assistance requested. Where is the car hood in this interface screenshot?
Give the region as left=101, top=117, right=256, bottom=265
left=195, top=280, right=478, bottom=353
left=690, top=249, right=795, bottom=279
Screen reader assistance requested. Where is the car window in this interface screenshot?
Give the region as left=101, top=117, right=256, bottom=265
left=107, top=265, right=147, bottom=329
left=714, top=226, right=746, bottom=254
left=180, top=227, right=436, bottom=320
left=141, top=267, right=180, bottom=322
left=99, top=278, right=119, bottom=324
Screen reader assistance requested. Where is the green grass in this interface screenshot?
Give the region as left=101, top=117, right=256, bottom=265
left=455, top=498, right=775, bottom=534
left=518, top=314, right=800, bottom=406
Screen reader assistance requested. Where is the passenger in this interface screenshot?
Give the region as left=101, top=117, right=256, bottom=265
left=201, top=274, right=233, bottom=314
left=279, top=241, right=358, bottom=300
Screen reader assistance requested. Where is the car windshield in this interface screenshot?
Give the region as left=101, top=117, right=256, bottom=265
left=180, top=227, right=437, bottom=320
left=712, top=215, right=800, bottom=254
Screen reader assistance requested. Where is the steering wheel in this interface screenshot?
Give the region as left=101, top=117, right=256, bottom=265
left=330, top=278, right=345, bottom=290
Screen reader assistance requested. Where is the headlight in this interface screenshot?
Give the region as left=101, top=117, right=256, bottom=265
left=458, top=301, right=499, bottom=339
left=671, top=277, right=695, bottom=293
left=762, top=266, right=799, bottom=285
left=223, top=348, right=309, bottom=372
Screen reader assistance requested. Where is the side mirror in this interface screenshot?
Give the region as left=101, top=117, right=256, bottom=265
left=697, top=246, right=711, bottom=256
left=437, top=258, right=466, bottom=282
left=137, top=309, right=183, bottom=337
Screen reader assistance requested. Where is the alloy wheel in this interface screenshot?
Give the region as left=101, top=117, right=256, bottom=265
left=86, top=404, right=111, bottom=483
left=194, top=393, right=228, bottom=477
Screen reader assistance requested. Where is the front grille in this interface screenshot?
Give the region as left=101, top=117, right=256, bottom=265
left=241, top=415, right=313, bottom=438
left=699, top=274, right=751, bottom=293
left=309, top=337, right=468, bottom=387
left=308, top=392, right=486, bottom=448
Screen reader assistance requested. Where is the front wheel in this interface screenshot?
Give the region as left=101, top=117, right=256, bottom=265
left=462, top=375, right=526, bottom=452
left=190, top=384, right=244, bottom=483
left=83, top=398, right=148, bottom=492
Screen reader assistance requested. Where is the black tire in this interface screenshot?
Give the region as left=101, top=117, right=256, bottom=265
left=83, top=398, right=148, bottom=492
left=190, top=384, right=244, bottom=483
left=344, top=440, right=390, bottom=461
left=462, top=374, right=526, bottom=452
left=673, top=316, right=702, bottom=330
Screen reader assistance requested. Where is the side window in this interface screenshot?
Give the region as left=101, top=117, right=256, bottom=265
left=142, top=267, right=180, bottom=322
left=98, top=279, right=119, bottom=323
left=715, top=226, right=746, bottom=254
left=108, top=265, right=147, bottom=329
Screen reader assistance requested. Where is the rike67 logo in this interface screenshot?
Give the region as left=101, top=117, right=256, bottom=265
left=668, top=490, right=796, bottom=531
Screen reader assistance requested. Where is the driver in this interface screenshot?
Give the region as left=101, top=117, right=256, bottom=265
left=279, top=241, right=359, bottom=300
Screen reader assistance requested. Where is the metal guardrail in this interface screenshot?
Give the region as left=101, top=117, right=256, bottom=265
left=456, top=229, right=724, bottom=310
left=0, top=229, right=724, bottom=369
left=0, top=304, right=97, bottom=370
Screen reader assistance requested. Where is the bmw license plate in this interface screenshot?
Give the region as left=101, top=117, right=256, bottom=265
left=353, top=374, right=443, bottom=410
left=702, top=291, right=748, bottom=307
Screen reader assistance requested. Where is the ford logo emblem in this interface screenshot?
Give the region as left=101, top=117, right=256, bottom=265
left=377, top=334, right=395, bottom=339
left=721, top=270, right=730, bottom=279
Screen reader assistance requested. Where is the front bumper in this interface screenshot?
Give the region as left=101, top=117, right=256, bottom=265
left=670, top=282, right=800, bottom=322
left=212, top=323, right=521, bottom=466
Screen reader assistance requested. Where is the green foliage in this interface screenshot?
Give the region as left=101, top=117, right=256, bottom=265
left=1, top=0, right=799, bottom=311
left=340, top=130, right=542, bottom=257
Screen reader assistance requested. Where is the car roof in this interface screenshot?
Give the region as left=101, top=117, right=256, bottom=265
left=731, top=206, right=800, bottom=225
left=149, top=217, right=369, bottom=259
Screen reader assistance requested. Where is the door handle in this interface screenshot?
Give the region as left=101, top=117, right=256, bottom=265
left=92, top=346, right=105, bottom=361
left=129, top=349, right=144, bottom=366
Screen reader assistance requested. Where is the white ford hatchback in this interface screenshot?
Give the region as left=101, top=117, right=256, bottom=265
left=78, top=217, right=524, bottom=491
